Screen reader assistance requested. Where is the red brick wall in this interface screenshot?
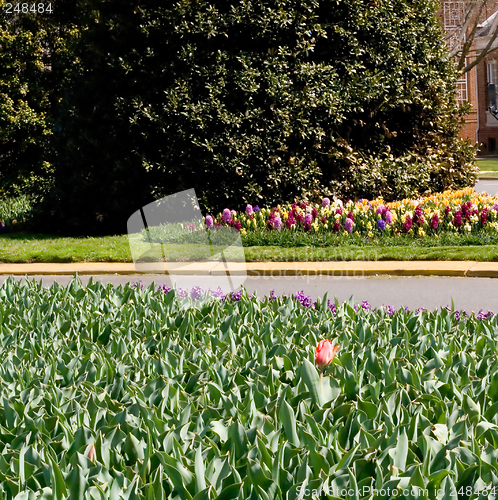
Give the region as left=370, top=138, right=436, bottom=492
left=476, top=54, right=498, bottom=154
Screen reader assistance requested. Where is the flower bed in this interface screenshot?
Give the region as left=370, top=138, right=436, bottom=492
left=2, top=277, right=498, bottom=498
left=205, top=188, right=498, bottom=239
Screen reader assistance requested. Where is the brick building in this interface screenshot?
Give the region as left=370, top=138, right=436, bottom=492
left=474, top=9, right=498, bottom=153
left=440, top=1, right=498, bottom=152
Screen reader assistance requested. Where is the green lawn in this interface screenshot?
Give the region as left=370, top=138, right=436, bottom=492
left=2, top=232, right=498, bottom=262
left=477, top=157, right=498, bottom=178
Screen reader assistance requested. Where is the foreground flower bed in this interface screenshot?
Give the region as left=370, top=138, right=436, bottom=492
left=205, top=188, right=498, bottom=239
left=2, top=277, right=498, bottom=498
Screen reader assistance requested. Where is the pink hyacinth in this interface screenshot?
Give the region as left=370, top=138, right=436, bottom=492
left=273, top=216, right=282, bottom=231
left=304, top=214, right=313, bottom=226
left=376, top=205, right=386, bottom=216
left=246, top=204, right=253, bottom=215
left=344, top=218, right=353, bottom=233
left=322, top=197, right=330, bottom=207
left=205, top=216, right=213, bottom=228
left=385, top=211, right=393, bottom=224
left=222, top=209, right=232, bottom=223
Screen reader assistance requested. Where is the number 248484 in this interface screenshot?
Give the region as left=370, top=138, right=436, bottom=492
left=5, top=3, right=53, bottom=14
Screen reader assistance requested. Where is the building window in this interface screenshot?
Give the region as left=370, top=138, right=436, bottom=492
left=444, top=1, right=465, bottom=50
left=443, top=2, right=468, bottom=104
left=488, top=61, right=497, bottom=86
left=456, top=70, right=468, bottom=104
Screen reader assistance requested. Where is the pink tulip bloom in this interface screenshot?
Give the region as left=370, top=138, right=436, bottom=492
left=315, top=340, right=340, bottom=370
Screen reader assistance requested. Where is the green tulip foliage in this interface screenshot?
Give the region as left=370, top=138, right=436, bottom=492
left=0, top=278, right=497, bottom=498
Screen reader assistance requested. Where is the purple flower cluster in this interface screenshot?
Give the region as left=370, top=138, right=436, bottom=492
left=430, top=214, right=439, bottom=230
left=403, top=215, right=413, bottom=233
left=327, top=300, right=337, bottom=315
left=222, top=208, right=232, bottom=223
left=293, top=290, right=312, bottom=308
left=412, top=205, right=424, bottom=227
left=375, top=204, right=392, bottom=231
left=132, top=283, right=497, bottom=323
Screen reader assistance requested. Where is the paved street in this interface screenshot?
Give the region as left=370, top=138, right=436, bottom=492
left=475, top=178, right=498, bottom=194
left=0, top=274, right=497, bottom=312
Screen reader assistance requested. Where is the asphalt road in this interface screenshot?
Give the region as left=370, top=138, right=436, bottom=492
left=0, top=274, right=497, bottom=312
left=475, top=178, right=498, bottom=195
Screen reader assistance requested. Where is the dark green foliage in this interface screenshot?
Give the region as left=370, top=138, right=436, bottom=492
left=2, top=0, right=478, bottom=234
left=0, top=4, right=56, bottom=199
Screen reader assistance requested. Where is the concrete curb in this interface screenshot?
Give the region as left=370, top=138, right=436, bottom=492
left=1, top=260, right=498, bottom=277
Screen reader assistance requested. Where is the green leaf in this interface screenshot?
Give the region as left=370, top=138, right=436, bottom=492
left=278, top=400, right=300, bottom=447
left=195, top=444, right=206, bottom=494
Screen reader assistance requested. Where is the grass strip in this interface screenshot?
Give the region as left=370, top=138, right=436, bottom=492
left=2, top=232, right=498, bottom=262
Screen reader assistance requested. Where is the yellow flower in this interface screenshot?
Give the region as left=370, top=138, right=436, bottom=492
left=240, top=228, right=247, bottom=235
left=368, top=231, right=374, bottom=238
left=367, top=221, right=372, bottom=230
left=418, top=228, right=425, bottom=237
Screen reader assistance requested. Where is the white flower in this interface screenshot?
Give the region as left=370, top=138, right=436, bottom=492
left=470, top=215, right=478, bottom=223
left=464, top=223, right=471, bottom=232
left=335, top=213, right=341, bottom=220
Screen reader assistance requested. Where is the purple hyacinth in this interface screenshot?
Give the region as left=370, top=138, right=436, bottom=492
left=190, top=286, right=204, bottom=300
left=344, top=217, right=353, bottom=233
left=327, top=300, right=337, bottom=315
left=209, top=287, right=225, bottom=298
left=205, top=215, right=214, bottom=228
left=377, top=219, right=386, bottom=231
left=222, top=209, right=232, bottom=223
left=273, top=216, right=282, bottom=231
left=361, top=300, right=371, bottom=311
left=322, top=197, right=331, bottom=207
left=304, top=213, right=313, bottom=226
left=246, top=204, right=253, bottom=215
left=253, top=205, right=260, bottom=212
left=385, top=211, right=393, bottom=225
left=294, top=290, right=312, bottom=308
left=132, top=280, right=144, bottom=290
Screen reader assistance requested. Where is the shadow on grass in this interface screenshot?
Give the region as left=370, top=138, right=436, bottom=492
left=0, top=232, right=67, bottom=240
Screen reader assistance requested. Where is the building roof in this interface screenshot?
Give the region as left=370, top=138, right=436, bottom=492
left=478, top=10, right=498, bottom=36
